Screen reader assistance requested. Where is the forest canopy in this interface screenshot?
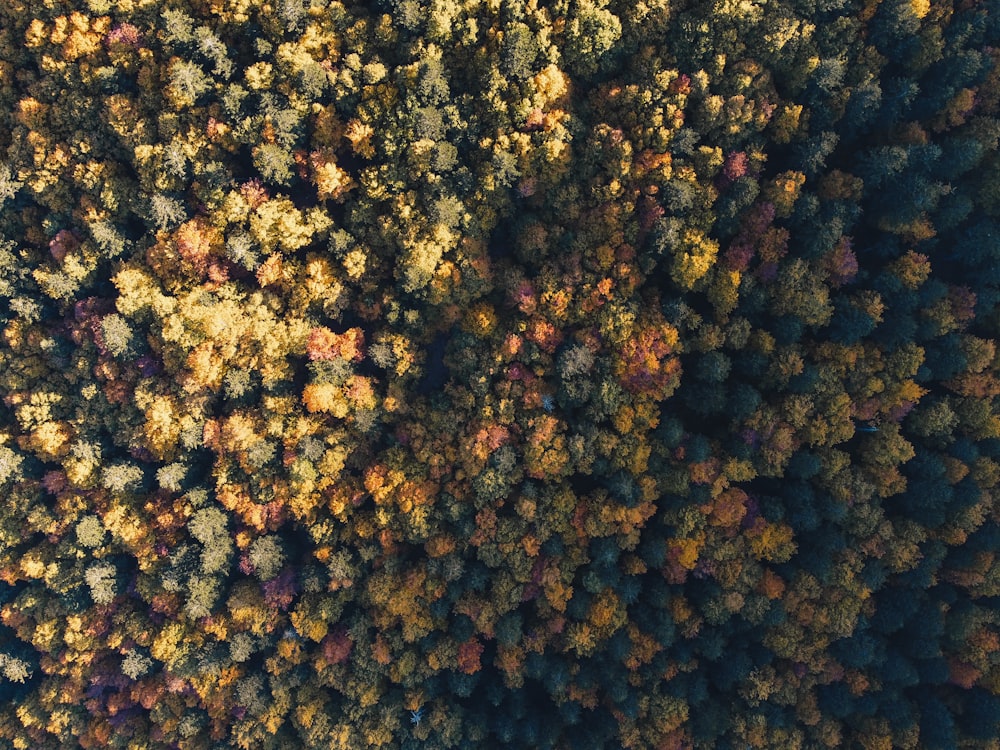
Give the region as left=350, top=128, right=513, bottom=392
left=1, top=0, right=1000, bottom=748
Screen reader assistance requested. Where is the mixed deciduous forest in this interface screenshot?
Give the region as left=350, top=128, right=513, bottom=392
left=0, top=0, right=999, bottom=747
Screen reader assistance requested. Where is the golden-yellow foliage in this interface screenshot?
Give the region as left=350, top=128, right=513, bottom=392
left=302, top=383, right=348, bottom=417
left=669, top=229, right=719, bottom=291
left=142, top=396, right=180, bottom=460
left=910, top=0, right=930, bottom=19
left=750, top=522, right=797, bottom=562
left=26, top=421, right=72, bottom=460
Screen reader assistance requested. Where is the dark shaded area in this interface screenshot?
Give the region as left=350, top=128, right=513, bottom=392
left=416, top=330, right=452, bottom=395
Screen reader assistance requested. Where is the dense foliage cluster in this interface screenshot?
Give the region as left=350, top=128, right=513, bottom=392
left=1, top=0, right=1000, bottom=747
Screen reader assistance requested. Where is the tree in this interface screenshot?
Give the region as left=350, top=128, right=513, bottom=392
left=84, top=562, right=118, bottom=604
left=500, top=23, right=539, bottom=81
left=917, top=695, right=957, bottom=750
left=149, top=193, right=188, bottom=231
left=75, top=515, right=106, bottom=549
left=959, top=689, right=1000, bottom=741
left=906, top=398, right=958, bottom=446
left=167, top=59, right=212, bottom=108
left=253, top=144, right=295, bottom=186
left=101, top=462, right=145, bottom=495
left=249, top=536, right=285, bottom=581
left=562, top=0, right=623, bottom=78
left=99, top=314, right=136, bottom=359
